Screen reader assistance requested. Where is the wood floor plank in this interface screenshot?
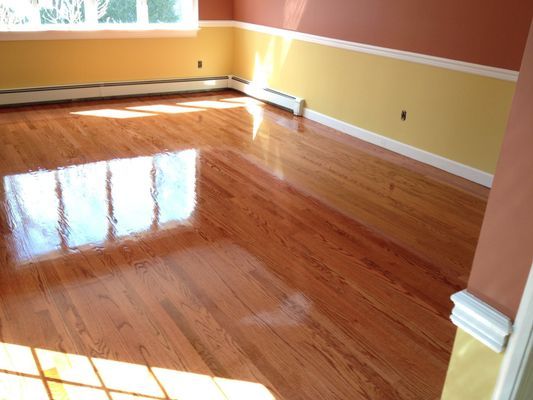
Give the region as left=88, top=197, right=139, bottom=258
left=0, top=91, right=488, bottom=399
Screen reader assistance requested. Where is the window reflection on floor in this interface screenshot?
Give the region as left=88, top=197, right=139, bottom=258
left=111, top=156, right=156, bottom=237
left=3, top=150, right=197, bottom=264
left=60, top=161, right=109, bottom=248
left=4, top=170, right=61, bottom=261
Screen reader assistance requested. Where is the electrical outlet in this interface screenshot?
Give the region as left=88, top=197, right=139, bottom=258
left=197, top=60, right=203, bottom=69
left=401, top=110, right=407, bottom=121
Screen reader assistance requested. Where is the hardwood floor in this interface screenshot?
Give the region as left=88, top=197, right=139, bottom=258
left=0, top=91, right=488, bottom=399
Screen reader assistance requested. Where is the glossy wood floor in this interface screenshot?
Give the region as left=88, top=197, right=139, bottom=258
left=0, top=91, right=488, bottom=400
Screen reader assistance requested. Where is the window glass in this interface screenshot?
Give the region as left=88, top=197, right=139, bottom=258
left=147, top=0, right=181, bottom=24
left=0, top=1, right=33, bottom=27
left=98, top=0, right=137, bottom=24
left=0, top=0, right=195, bottom=32
left=39, top=0, right=86, bottom=25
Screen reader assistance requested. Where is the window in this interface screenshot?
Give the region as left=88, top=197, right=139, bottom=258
left=0, top=0, right=198, bottom=38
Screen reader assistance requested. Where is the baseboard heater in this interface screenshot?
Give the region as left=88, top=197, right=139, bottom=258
left=0, top=76, right=231, bottom=106
left=0, top=75, right=305, bottom=116
left=229, top=76, right=304, bottom=116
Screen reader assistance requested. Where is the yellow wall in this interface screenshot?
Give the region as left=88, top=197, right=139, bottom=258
left=232, top=28, right=516, bottom=173
left=0, top=27, right=233, bottom=89
left=441, top=328, right=504, bottom=399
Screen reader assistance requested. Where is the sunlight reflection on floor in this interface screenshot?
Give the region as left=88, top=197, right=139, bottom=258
left=0, top=342, right=275, bottom=400
left=0, top=373, right=49, bottom=400
left=92, top=358, right=164, bottom=398
left=37, top=349, right=101, bottom=387
left=69, top=98, right=266, bottom=125
left=71, top=109, right=157, bottom=119
left=48, top=382, right=108, bottom=400
left=126, top=105, right=205, bottom=114
left=151, top=369, right=226, bottom=400
left=0, top=343, right=39, bottom=376
left=176, top=100, right=245, bottom=109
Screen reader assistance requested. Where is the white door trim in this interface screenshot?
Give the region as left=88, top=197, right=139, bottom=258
left=493, top=263, right=533, bottom=399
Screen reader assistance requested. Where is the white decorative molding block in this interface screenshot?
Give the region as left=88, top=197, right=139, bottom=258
left=450, top=290, right=513, bottom=353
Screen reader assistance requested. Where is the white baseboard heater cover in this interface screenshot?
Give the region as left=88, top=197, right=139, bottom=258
left=229, top=76, right=304, bottom=116
left=0, top=76, right=231, bottom=106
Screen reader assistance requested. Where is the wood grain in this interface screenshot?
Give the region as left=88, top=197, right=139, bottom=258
left=0, top=91, right=488, bottom=399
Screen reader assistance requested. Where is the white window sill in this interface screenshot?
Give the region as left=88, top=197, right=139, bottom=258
left=0, top=26, right=199, bottom=41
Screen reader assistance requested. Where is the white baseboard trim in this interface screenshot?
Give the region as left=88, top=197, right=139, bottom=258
left=0, top=76, right=230, bottom=106
left=229, top=76, right=304, bottom=116
left=450, top=290, right=513, bottom=353
left=303, top=108, right=494, bottom=187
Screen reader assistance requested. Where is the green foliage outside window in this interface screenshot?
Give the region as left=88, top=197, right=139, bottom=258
left=148, top=0, right=181, bottom=23
left=40, top=1, right=86, bottom=25
left=100, top=0, right=136, bottom=23
left=101, top=0, right=182, bottom=24
left=3, top=0, right=183, bottom=27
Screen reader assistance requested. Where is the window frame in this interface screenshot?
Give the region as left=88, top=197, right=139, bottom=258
left=0, top=0, right=199, bottom=40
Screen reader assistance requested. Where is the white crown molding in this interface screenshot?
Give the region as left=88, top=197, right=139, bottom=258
left=450, top=290, right=513, bottom=353
left=230, top=21, right=518, bottom=82
left=302, top=107, right=493, bottom=187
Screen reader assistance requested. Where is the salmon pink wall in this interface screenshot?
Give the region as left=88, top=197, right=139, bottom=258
left=468, top=21, right=533, bottom=319
left=200, top=0, right=233, bottom=20
left=233, top=0, right=533, bottom=71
